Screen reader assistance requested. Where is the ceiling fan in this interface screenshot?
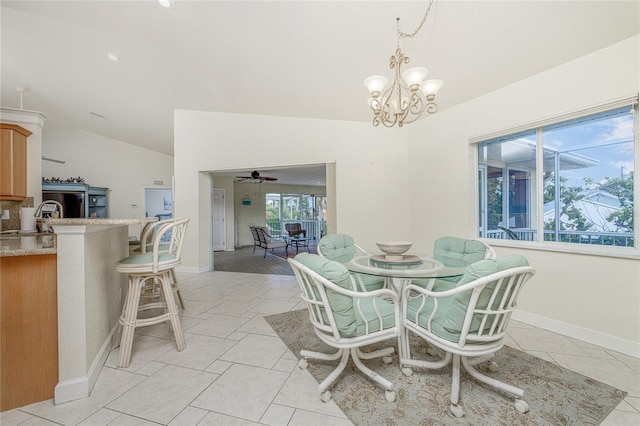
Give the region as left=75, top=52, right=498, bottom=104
left=235, top=170, right=278, bottom=183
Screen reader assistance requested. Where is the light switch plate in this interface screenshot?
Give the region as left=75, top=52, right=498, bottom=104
left=1, top=210, right=9, bottom=220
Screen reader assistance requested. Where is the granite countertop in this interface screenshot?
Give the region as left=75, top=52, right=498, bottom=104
left=47, top=218, right=157, bottom=226
left=0, top=232, right=57, bottom=257
left=1, top=218, right=156, bottom=256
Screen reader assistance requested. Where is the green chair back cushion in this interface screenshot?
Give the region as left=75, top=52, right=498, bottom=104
left=294, top=253, right=395, bottom=338
left=443, top=255, right=529, bottom=339
left=294, top=253, right=357, bottom=336
left=433, top=236, right=490, bottom=267
left=408, top=255, right=528, bottom=343
left=119, top=252, right=177, bottom=265
left=318, top=234, right=357, bottom=263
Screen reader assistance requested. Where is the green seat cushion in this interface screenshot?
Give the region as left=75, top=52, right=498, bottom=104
left=433, top=236, right=490, bottom=267
left=354, top=296, right=396, bottom=335
left=318, top=234, right=357, bottom=262
left=411, top=277, right=459, bottom=292
left=406, top=295, right=456, bottom=342
left=353, top=273, right=386, bottom=291
left=119, top=252, right=177, bottom=265
left=294, top=253, right=395, bottom=338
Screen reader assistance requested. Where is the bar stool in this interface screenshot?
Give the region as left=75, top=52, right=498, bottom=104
left=114, top=217, right=190, bottom=368
left=132, top=218, right=186, bottom=309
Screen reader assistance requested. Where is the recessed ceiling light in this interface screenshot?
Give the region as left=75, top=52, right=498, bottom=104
left=157, top=0, right=173, bottom=8
left=107, top=52, right=118, bottom=62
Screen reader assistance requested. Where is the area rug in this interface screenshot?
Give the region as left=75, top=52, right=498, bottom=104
left=265, top=309, right=627, bottom=426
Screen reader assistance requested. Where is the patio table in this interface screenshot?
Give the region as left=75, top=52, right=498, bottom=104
left=284, top=236, right=312, bottom=255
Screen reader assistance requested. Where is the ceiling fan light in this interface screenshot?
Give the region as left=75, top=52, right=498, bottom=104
left=402, top=67, right=429, bottom=90
left=364, top=75, right=388, bottom=96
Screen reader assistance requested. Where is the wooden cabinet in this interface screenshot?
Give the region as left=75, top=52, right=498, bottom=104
left=1, top=254, right=58, bottom=411
left=0, top=123, right=31, bottom=201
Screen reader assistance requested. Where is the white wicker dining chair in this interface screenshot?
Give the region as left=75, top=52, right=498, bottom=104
left=399, top=255, right=535, bottom=418
left=288, top=253, right=400, bottom=402
left=317, top=233, right=386, bottom=291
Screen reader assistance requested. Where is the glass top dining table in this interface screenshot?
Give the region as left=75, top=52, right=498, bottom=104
left=346, top=254, right=465, bottom=280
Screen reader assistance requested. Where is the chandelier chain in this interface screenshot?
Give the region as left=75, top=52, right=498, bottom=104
left=396, top=0, right=434, bottom=44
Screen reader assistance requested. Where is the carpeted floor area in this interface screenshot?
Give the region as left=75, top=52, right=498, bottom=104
left=265, top=309, right=627, bottom=425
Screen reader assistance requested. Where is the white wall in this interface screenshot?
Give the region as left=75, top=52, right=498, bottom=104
left=42, top=128, right=174, bottom=224
left=174, top=112, right=412, bottom=272
left=408, top=35, right=640, bottom=353
left=174, top=36, right=638, bottom=355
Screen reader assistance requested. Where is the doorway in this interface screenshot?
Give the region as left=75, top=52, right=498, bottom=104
left=144, top=187, right=173, bottom=219
left=212, top=189, right=226, bottom=251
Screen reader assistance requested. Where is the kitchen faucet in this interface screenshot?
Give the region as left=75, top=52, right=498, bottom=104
left=34, top=200, right=64, bottom=219
left=34, top=200, right=64, bottom=232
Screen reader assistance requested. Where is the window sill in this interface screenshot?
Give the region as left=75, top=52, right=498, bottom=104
left=480, top=238, right=640, bottom=260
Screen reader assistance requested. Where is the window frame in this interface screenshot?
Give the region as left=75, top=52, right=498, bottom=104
left=469, top=95, right=640, bottom=259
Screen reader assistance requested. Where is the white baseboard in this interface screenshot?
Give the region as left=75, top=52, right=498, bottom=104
left=54, top=325, right=118, bottom=404
left=513, top=309, right=639, bottom=358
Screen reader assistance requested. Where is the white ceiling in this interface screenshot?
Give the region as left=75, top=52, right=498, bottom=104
left=2, top=0, right=639, bottom=164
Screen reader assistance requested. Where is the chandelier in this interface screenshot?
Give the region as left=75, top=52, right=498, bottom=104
left=364, top=0, right=443, bottom=127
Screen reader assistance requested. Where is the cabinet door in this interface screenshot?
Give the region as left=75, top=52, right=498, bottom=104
left=0, top=125, right=29, bottom=200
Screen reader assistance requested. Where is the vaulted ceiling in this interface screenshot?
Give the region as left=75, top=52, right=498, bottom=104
left=2, top=1, right=638, bottom=158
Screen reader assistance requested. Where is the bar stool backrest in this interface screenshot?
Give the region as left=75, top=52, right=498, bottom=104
left=150, top=217, right=190, bottom=273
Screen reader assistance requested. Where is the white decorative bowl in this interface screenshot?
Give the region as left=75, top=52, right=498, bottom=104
left=376, top=241, right=413, bottom=260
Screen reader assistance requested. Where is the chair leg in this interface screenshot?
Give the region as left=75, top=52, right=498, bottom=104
left=352, top=347, right=394, bottom=391
left=450, top=355, right=464, bottom=418
left=117, top=275, right=144, bottom=368
left=300, top=345, right=396, bottom=402
left=461, top=356, right=524, bottom=399
left=169, top=268, right=185, bottom=309
left=159, top=270, right=186, bottom=352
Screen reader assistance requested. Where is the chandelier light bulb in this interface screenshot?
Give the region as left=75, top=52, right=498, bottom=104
left=402, top=67, right=429, bottom=90
left=364, top=75, right=388, bottom=97
left=420, top=79, right=444, bottom=100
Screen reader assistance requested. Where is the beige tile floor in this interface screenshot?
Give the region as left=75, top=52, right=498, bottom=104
left=2, top=271, right=639, bottom=425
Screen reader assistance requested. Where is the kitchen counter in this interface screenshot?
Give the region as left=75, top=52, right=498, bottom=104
left=47, top=218, right=155, bottom=226
left=0, top=232, right=56, bottom=256
left=50, top=217, right=157, bottom=404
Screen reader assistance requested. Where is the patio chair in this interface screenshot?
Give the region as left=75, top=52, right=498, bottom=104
left=285, top=222, right=306, bottom=238
left=317, top=233, right=386, bottom=291
left=399, top=255, right=536, bottom=418
left=288, top=253, right=400, bottom=402
left=250, top=225, right=287, bottom=258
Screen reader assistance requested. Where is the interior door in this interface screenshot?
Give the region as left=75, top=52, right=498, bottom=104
left=212, top=189, right=226, bottom=251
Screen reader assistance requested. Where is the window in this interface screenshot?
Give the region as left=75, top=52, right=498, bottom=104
left=476, top=99, right=637, bottom=248
left=266, top=192, right=327, bottom=239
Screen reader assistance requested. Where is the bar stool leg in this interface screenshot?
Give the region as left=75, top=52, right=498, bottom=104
left=169, top=268, right=185, bottom=310
left=117, top=274, right=145, bottom=368
left=159, top=270, right=186, bottom=351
